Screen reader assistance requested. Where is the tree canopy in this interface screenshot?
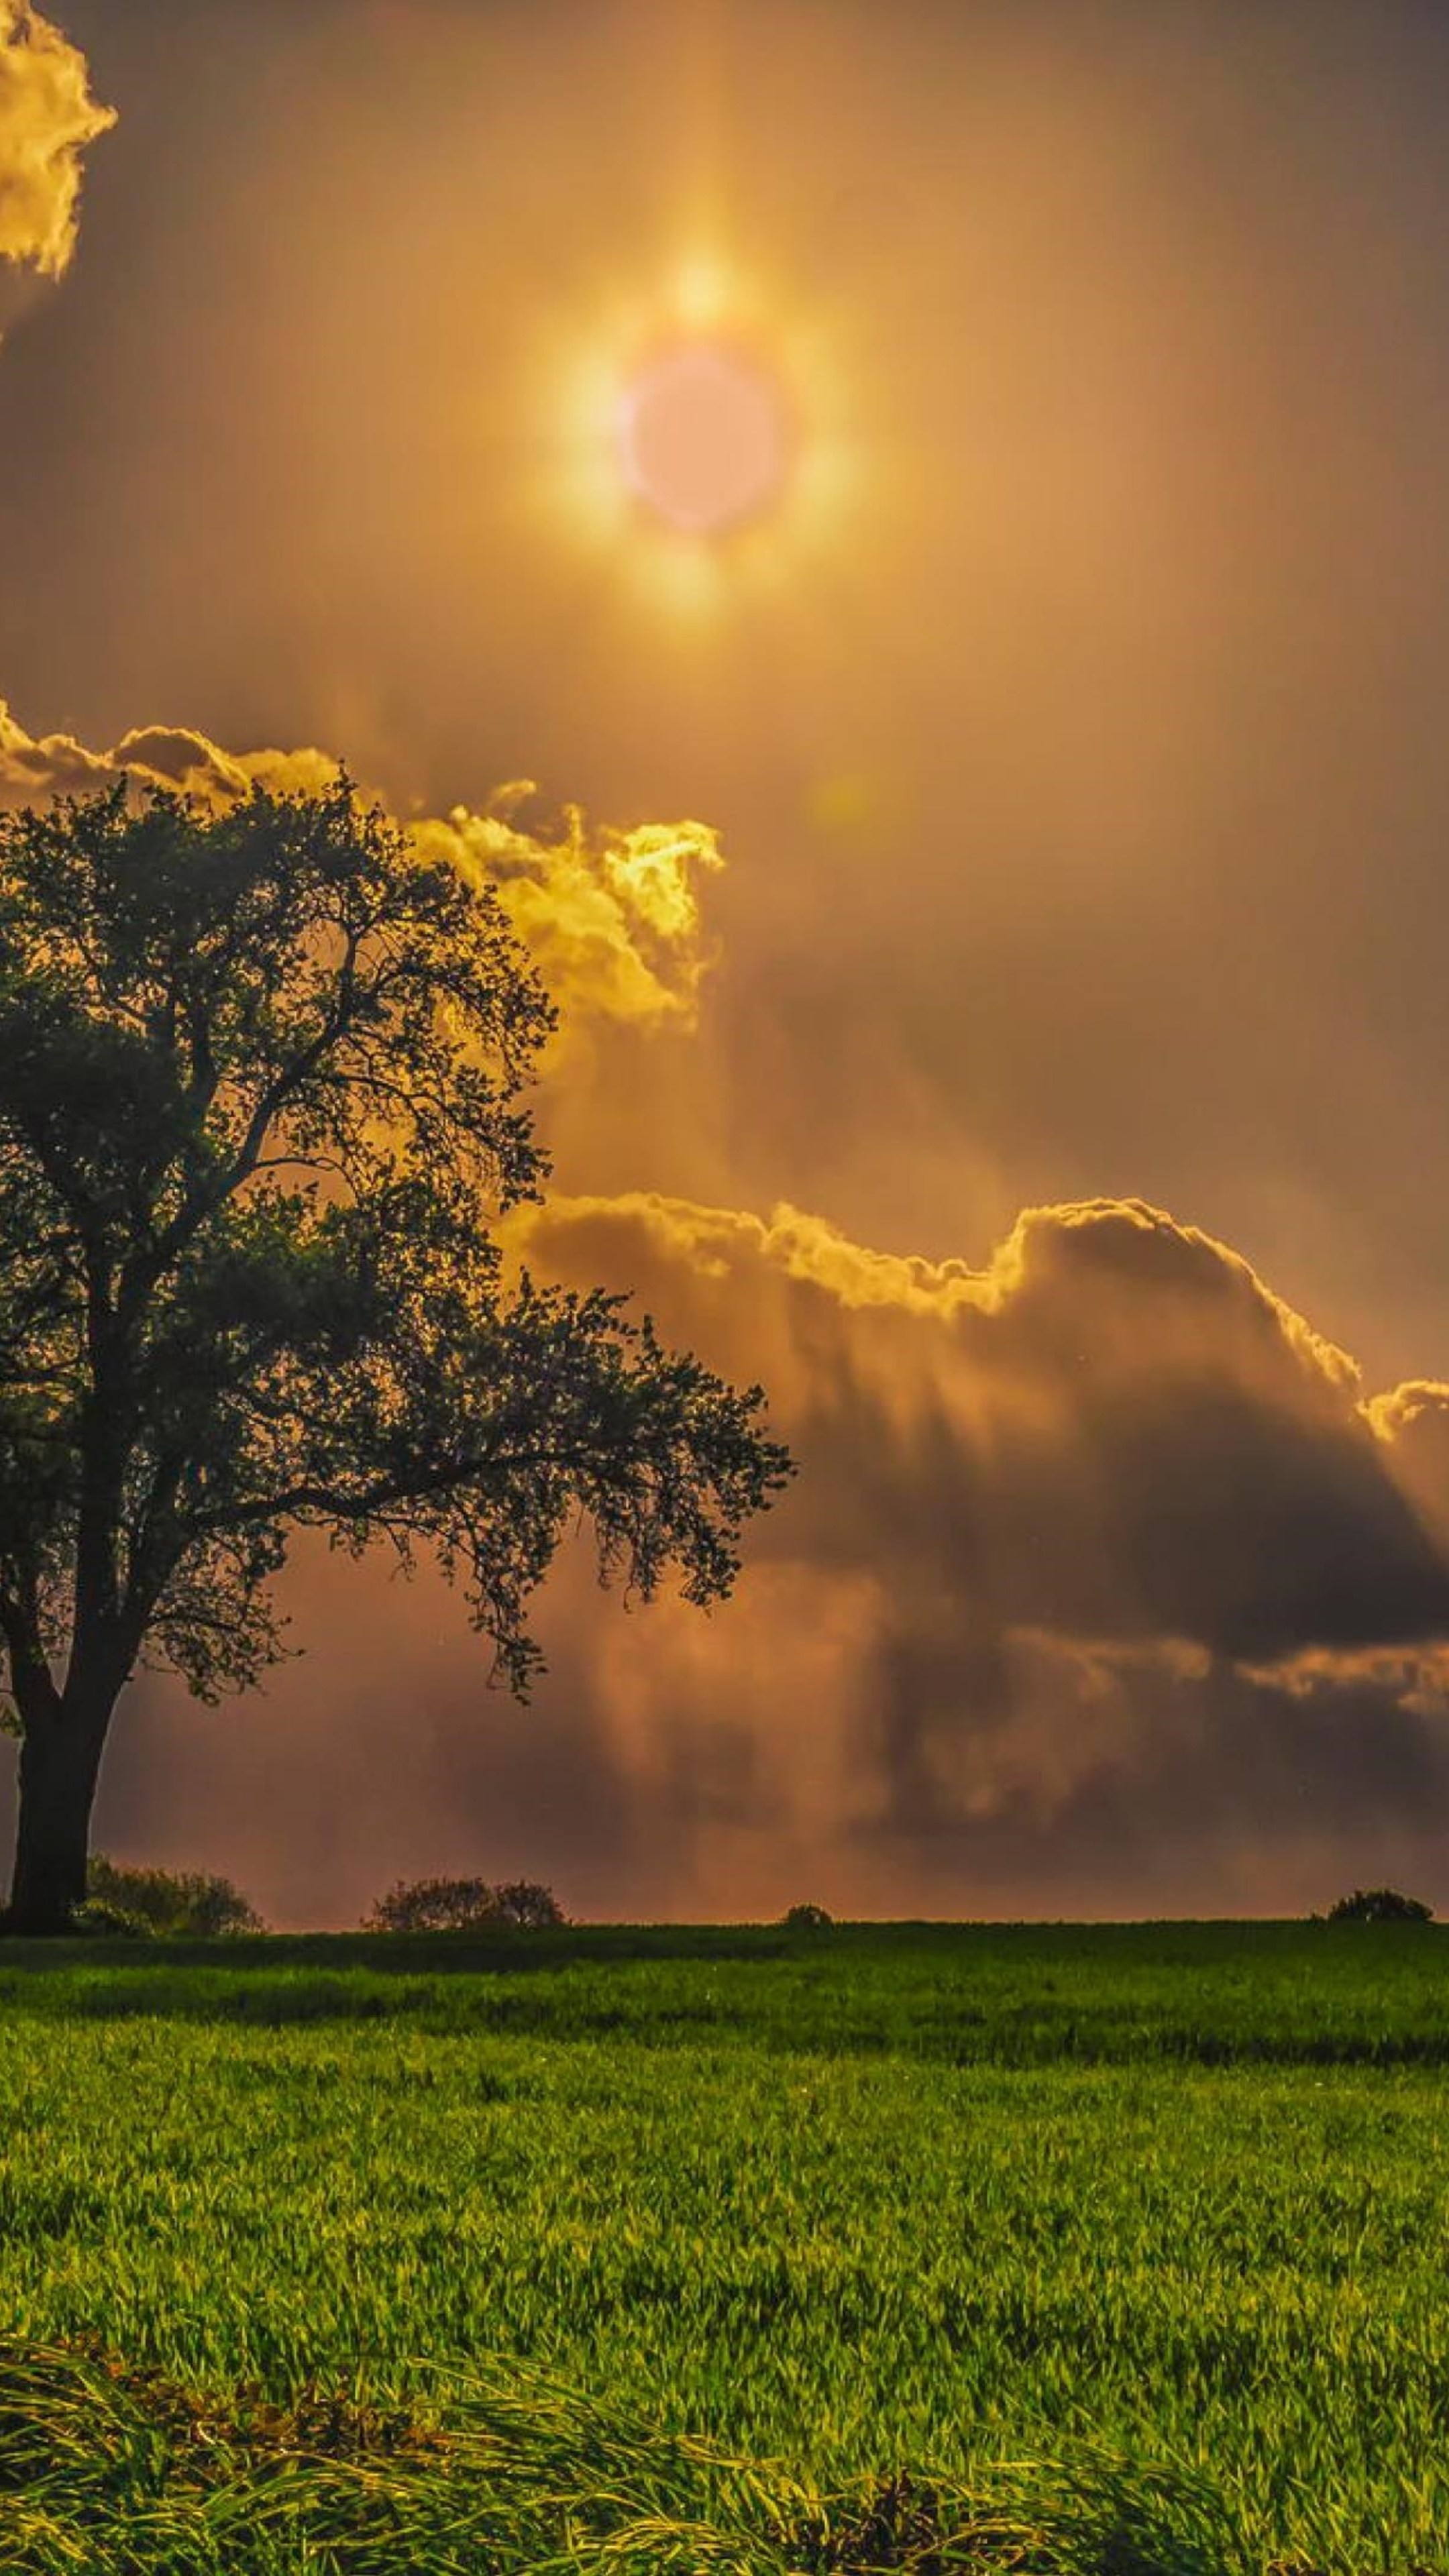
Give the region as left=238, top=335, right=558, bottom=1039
left=0, top=780, right=792, bottom=1929
left=364, top=1877, right=564, bottom=1933
left=1324, top=1888, right=1433, bottom=1924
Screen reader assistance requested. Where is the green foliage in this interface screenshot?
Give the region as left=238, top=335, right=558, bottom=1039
left=1324, top=1886, right=1434, bottom=1923
left=364, top=1874, right=564, bottom=1932
left=68, top=1898, right=152, bottom=1939
left=0, top=780, right=789, bottom=1927
left=0, top=776, right=790, bottom=1703
left=0, top=1926, right=1445, bottom=2565
left=0, top=2336, right=1238, bottom=2575
left=85, top=1853, right=262, bottom=1937
left=782, top=1902, right=833, bottom=1932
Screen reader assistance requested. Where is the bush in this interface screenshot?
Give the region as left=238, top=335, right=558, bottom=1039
left=1324, top=1887, right=1434, bottom=1924
left=70, top=1897, right=154, bottom=1939
left=364, top=1876, right=565, bottom=1933
left=85, top=1855, right=264, bottom=1937
left=492, top=1880, right=566, bottom=1929
left=782, top=1902, right=833, bottom=1932
left=363, top=1878, right=500, bottom=1933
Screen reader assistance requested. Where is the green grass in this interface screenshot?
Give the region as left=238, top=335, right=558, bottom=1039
left=0, top=1922, right=1446, bottom=2571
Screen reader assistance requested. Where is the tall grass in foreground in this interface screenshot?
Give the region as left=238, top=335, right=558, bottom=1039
left=0, top=2336, right=1266, bottom=2573
left=0, top=1926, right=1446, bottom=2569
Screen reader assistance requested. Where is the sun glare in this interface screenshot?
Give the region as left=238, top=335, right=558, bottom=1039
left=619, top=340, right=792, bottom=536
left=540, top=252, right=856, bottom=616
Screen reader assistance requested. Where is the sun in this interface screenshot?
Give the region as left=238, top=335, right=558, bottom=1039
left=539, top=252, right=856, bottom=615
left=617, top=337, right=792, bottom=536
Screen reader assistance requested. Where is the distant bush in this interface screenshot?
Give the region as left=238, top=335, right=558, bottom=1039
left=782, top=1902, right=833, bottom=1932
left=1324, top=1888, right=1434, bottom=1924
left=85, top=1855, right=264, bottom=1937
left=364, top=1877, right=497, bottom=1933
left=364, top=1876, right=565, bottom=1933
left=492, top=1880, right=567, bottom=1928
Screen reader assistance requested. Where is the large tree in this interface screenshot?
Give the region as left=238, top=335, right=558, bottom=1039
left=0, top=780, right=791, bottom=1932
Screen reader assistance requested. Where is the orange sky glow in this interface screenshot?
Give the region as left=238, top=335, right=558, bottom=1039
left=7, top=0, right=1449, bottom=1923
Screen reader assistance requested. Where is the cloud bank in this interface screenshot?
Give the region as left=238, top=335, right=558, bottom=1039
left=488, top=1189, right=1449, bottom=1915
left=517, top=1188, right=1449, bottom=1671
left=7, top=698, right=1449, bottom=1918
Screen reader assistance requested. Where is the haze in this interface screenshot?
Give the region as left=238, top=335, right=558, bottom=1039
left=6, top=0, right=1449, bottom=1925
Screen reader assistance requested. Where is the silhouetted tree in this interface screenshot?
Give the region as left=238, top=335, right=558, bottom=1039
left=0, top=782, right=792, bottom=1932
left=364, top=1874, right=563, bottom=1931
left=492, top=1878, right=565, bottom=1927
left=1324, top=1887, right=1434, bottom=1923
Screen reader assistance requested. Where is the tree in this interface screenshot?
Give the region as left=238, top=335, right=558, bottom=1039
left=0, top=781, right=792, bottom=1932
left=492, top=1878, right=565, bottom=1928
left=364, top=1875, right=564, bottom=1931
left=1324, top=1888, right=1434, bottom=1924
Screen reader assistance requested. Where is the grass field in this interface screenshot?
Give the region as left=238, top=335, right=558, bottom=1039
left=1, top=1921, right=1446, bottom=2573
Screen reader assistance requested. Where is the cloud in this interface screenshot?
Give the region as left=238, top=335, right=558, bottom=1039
left=0, top=1, right=112, bottom=281
left=7, top=699, right=1449, bottom=1915
left=414, top=800, right=723, bottom=1029
left=513, top=1188, right=1449, bottom=1671
left=0, top=702, right=722, bottom=1031
left=488, top=1186, right=1449, bottom=1908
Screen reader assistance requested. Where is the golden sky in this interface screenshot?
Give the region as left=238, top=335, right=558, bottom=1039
left=7, top=0, right=1449, bottom=1921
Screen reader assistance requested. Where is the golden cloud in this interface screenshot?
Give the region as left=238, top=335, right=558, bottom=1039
left=1234, top=1642, right=1449, bottom=1711
left=513, top=1184, right=1449, bottom=1666
left=1361, top=1378, right=1449, bottom=1442
left=513, top=1185, right=1362, bottom=1412
left=495, top=1184, right=1449, bottom=1900
left=413, top=801, right=722, bottom=1029
left=0, top=1, right=113, bottom=280
left=0, top=702, right=721, bottom=1030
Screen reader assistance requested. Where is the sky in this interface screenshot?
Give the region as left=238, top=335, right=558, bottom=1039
left=6, top=0, right=1449, bottom=1922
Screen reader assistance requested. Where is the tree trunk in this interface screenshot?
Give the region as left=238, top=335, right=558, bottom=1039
left=5, top=1698, right=111, bottom=1934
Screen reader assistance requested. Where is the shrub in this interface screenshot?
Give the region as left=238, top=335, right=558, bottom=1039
left=492, top=1880, right=566, bottom=1929
left=1324, top=1887, right=1434, bottom=1924
left=364, top=1878, right=500, bottom=1933
left=85, top=1855, right=264, bottom=1937
left=782, top=1902, right=834, bottom=1932
left=364, top=1876, right=564, bottom=1933
left=70, top=1897, right=154, bottom=1939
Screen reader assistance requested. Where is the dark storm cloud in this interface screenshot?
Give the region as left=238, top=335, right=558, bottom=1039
left=849, top=1638, right=1449, bottom=1919
left=478, top=1189, right=1449, bottom=1915
left=519, top=1189, right=1449, bottom=1666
